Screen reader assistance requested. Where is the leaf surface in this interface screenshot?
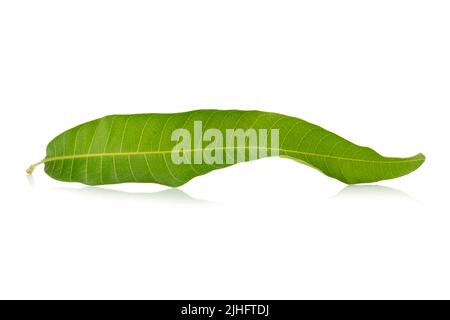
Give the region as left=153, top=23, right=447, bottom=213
left=27, top=110, right=425, bottom=186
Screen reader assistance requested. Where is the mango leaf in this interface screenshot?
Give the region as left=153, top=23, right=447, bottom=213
left=27, top=110, right=425, bottom=187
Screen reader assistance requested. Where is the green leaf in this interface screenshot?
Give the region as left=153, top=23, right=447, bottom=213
left=27, top=110, right=425, bottom=187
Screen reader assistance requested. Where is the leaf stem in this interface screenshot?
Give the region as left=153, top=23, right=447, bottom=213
left=26, top=159, right=45, bottom=175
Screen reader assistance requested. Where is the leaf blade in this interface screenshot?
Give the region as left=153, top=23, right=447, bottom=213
left=30, top=110, right=425, bottom=186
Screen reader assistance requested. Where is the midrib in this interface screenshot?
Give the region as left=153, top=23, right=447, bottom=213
left=40, top=147, right=423, bottom=164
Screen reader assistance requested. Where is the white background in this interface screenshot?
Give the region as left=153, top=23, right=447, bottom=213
left=0, top=1, right=449, bottom=299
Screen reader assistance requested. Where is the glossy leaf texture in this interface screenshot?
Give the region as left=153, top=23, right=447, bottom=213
left=29, top=110, right=425, bottom=187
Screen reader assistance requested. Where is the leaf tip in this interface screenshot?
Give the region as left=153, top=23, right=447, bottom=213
left=415, top=153, right=426, bottom=166
left=401, top=152, right=426, bottom=179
